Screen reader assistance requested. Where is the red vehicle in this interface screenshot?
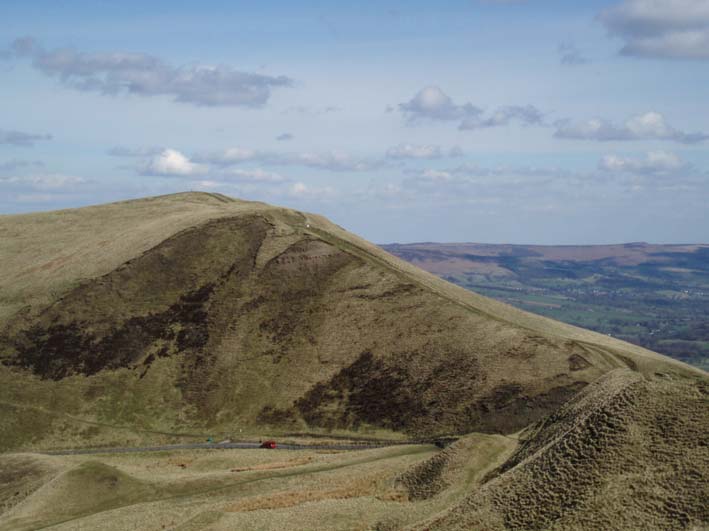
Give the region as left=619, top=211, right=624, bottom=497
left=260, top=440, right=277, bottom=449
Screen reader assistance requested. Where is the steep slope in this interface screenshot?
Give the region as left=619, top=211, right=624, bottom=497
left=414, top=369, right=708, bottom=531
left=0, top=192, right=702, bottom=451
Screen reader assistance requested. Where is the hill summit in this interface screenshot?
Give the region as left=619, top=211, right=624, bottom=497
left=0, top=192, right=702, bottom=450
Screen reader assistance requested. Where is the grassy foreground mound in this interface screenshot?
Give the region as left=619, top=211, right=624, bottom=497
left=415, top=369, right=708, bottom=531
left=0, top=192, right=703, bottom=451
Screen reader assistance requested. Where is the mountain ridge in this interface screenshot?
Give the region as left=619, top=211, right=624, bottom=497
left=0, top=192, right=703, bottom=453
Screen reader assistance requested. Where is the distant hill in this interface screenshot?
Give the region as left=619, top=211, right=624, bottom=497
left=382, top=242, right=709, bottom=370
left=0, top=192, right=700, bottom=452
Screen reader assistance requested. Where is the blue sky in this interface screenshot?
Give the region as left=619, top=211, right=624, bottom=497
left=1, top=0, right=708, bottom=244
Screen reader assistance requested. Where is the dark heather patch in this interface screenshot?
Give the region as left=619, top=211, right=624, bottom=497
left=461, top=381, right=589, bottom=435
left=254, top=238, right=356, bottom=364
left=568, top=353, right=591, bottom=371
left=5, top=216, right=269, bottom=381
left=11, top=283, right=214, bottom=380
left=295, top=351, right=429, bottom=432
left=397, top=449, right=450, bottom=500
left=352, top=283, right=419, bottom=300
left=293, top=349, right=491, bottom=435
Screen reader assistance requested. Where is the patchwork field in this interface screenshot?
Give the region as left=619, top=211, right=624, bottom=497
left=383, top=242, right=709, bottom=369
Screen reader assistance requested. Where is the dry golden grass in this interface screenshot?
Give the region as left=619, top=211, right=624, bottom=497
left=1, top=192, right=702, bottom=455
left=0, top=444, right=440, bottom=531
left=229, top=456, right=313, bottom=473
left=415, top=370, right=709, bottom=531
left=0, top=192, right=706, bottom=530
left=223, top=477, right=373, bottom=512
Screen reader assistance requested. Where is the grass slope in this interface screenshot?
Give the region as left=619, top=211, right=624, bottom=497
left=0, top=192, right=703, bottom=453
left=416, top=369, right=708, bottom=531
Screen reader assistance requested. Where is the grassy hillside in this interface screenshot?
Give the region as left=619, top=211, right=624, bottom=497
left=416, top=369, right=708, bottom=531
left=0, top=193, right=703, bottom=453
left=0, top=370, right=704, bottom=530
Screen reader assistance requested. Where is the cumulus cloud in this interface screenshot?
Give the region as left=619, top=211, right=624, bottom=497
left=3, top=37, right=293, bottom=107
left=398, top=86, right=545, bottom=130
left=142, top=149, right=206, bottom=177
left=598, top=151, right=687, bottom=175
left=0, top=128, right=52, bottom=146
left=558, top=42, right=589, bottom=66
left=460, top=105, right=545, bottom=130
left=399, top=86, right=481, bottom=123
left=195, top=147, right=387, bottom=172
left=385, top=143, right=464, bottom=160
left=599, top=0, right=709, bottom=60
left=131, top=147, right=290, bottom=188
left=554, top=111, right=709, bottom=144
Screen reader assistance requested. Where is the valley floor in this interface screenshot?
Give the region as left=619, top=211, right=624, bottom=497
left=0, top=434, right=516, bottom=531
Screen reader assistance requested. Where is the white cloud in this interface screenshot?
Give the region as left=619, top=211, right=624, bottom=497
left=386, top=144, right=437, bottom=160
left=287, top=181, right=336, bottom=200
left=143, top=149, right=206, bottom=177
left=196, top=147, right=387, bottom=172
left=460, top=104, right=545, bottom=130
left=600, top=0, right=709, bottom=60
left=398, top=86, right=545, bottom=130
left=554, top=111, right=708, bottom=144
left=398, top=86, right=478, bottom=122
left=4, top=37, right=293, bottom=107
left=598, top=151, right=687, bottom=175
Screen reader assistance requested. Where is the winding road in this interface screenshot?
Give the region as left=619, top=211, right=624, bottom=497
left=41, top=439, right=432, bottom=456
